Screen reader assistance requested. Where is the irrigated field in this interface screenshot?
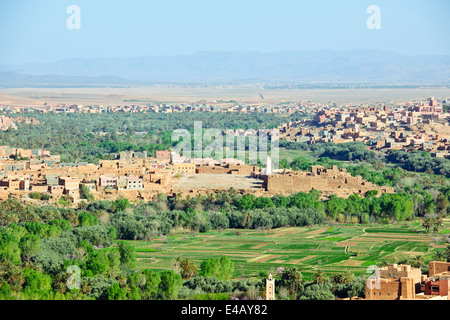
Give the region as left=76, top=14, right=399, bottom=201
left=278, top=148, right=315, bottom=163
left=128, top=218, right=450, bottom=281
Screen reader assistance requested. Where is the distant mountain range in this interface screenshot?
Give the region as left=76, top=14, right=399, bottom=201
left=1, top=50, right=449, bottom=86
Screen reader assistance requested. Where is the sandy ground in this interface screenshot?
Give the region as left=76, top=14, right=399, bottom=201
left=1, top=86, right=450, bottom=106
left=172, top=174, right=264, bottom=190
left=305, top=227, right=330, bottom=235
left=0, top=93, right=43, bottom=105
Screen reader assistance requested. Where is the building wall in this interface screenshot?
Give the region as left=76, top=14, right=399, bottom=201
left=366, top=278, right=401, bottom=300
left=46, top=174, right=59, bottom=186
left=173, top=164, right=196, bottom=174
left=156, top=151, right=171, bottom=159
left=365, top=277, right=415, bottom=300
left=400, top=277, right=415, bottom=300
left=59, top=178, right=80, bottom=190
left=429, top=261, right=450, bottom=277
left=126, top=177, right=143, bottom=190
left=30, top=185, right=48, bottom=193
left=380, top=264, right=422, bottom=285
left=99, top=176, right=117, bottom=188
left=424, top=279, right=450, bottom=296
left=264, top=166, right=394, bottom=198
left=48, top=185, right=64, bottom=195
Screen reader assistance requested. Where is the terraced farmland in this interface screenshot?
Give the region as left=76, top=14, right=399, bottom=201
left=128, top=218, right=450, bottom=281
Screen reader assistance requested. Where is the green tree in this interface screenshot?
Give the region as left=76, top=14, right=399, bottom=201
left=410, top=255, right=425, bottom=269
left=0, top=233, right=21, bottom=265
left=218, top=256, right=234, bottom=281
left=235, top=194, right=255, bottom=211
left=22, top=268, right=52, bottom=294
left=141, top=270, right=161, bottom=300
left=80, top=185, right=95, bottom=202
left=200, top=256, right=234, bottom=281
left=432, top=216, right=445, bottom=233
left=280, top=267, right=303, bottom=295
left=422, top=218, right=434, bottom=233
left=86, top=252, right=109, bottom=276
left=332, top=270, right=354, bottom=285
left=178, top=258, right=198, bottom=280
left=113, top=198, right=131, bottom=213
left=19, top=234, right=41, bottom=263
left=433, top=250, right=447, bottom=262
left=78, top=212, right=98, bottom=227
left=435, top=193, right=449, bottom=216
left=107, top=282, right=127, bottom=300
left=313, top=270, right=327, bottom=284
left=118, top=241, right=137, bottom=270
left=158, top=270, right=182, bottom=300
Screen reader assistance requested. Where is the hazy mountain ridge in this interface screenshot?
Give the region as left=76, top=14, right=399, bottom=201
left=1, top=50, right=449, bottom=85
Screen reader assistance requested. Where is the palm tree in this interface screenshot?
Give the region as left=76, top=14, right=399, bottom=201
left=73, top=247, right=87, bottom=261
left=435, top=193, right=449, bottom=216
left=180, top=258, right=198, bottom=280
left=410, top=255, right=425, bottom=269
left=338, top=270, right=354, bottom=285
left=280, top=267, right=303, bottom=294
left=376, top=260, right=389, bottom=268
left=313, top=270, right=327, bottom=284
left=7, top=264, right=25, bottom=292
left=332, top=273, right=344, bottom=284
left=52, top=272, right=69, bottom=294
left=80, top=278, right=92, bottom=295
left=422, top=218, right=433, bottom=233
left=433, top=250, right=446, bottom=262
left=117, top=273, right=127, bottom=286
left=432, top=216, right=444, bottom=233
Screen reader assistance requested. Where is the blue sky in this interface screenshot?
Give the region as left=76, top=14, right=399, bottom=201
left=0, top=0, right=449, bottom=65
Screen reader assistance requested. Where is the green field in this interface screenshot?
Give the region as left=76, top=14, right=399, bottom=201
left=278, top=148, right=315, bottom=162
left=126, top=218, right=450, bottom=281
left=228, top=148, right=314, bottom=165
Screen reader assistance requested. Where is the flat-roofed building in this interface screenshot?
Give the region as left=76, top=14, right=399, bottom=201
left=173, top=163, right=196, bottom=175
left=156, top=150, right=171, bottom=159
left=117, top=176, right=127, bottom=190
left=126, top=176, right=143, bottom=190
left=59, top=177, right=80, bottom=191
left=99, top=175, right=117, bottom=188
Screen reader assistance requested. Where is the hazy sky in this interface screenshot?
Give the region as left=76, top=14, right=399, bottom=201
left=0, top=0, right=449, bottom=65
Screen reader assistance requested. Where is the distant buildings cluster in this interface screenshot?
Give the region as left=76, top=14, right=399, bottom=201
left=0, top=115, right=40, bottom=131
left=280, top=97, right=450, bottom=158
left=0, top=101, right=304, bottom=115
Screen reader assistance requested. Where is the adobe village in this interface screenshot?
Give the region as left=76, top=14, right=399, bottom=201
left=0, top=145, right=393, bottom=204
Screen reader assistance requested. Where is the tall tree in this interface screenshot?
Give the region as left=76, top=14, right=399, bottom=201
left=158, top=270, right=182, bottom=300
left=313, top=270, right=328, bottom=284
left=280, top=267, right=303, bottom=295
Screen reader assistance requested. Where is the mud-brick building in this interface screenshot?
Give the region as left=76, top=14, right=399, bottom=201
left=196, top=164, right=259, bottom=175
left=365, top=262, right=450, bottom=300
left=424, top=261, right=450, bottom=297
left=263, top=165, right=393, bottom=198
left=429, top=261, right=450, bottom=277
left=365, top=264, right=424, bottom=300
